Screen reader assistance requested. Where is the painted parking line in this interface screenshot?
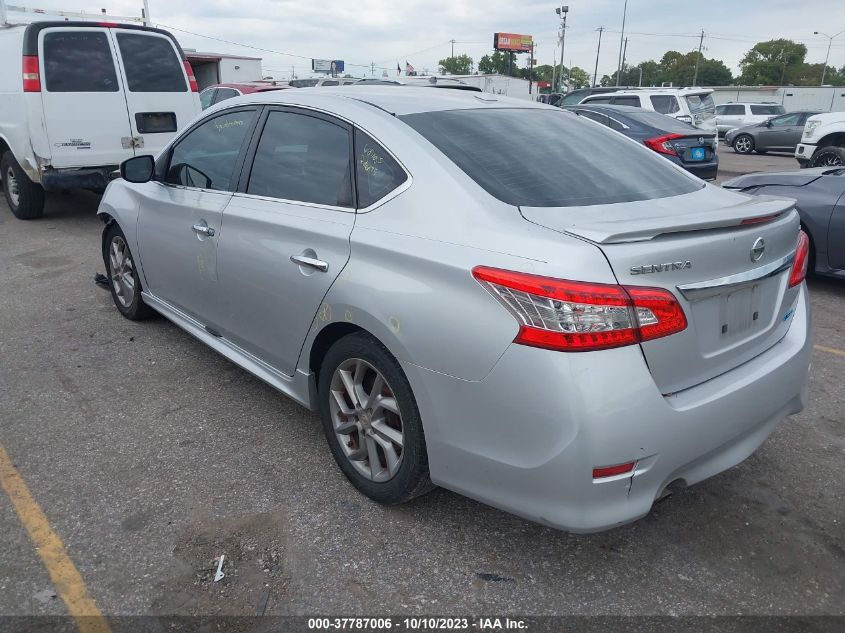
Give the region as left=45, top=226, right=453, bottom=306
left=815, top=344, right=845, bottom=358
left=0, top=443, right=112, bottom=633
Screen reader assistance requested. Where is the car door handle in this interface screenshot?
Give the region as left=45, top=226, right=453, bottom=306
left=192, top=223, right=215, bottom=237
left=290, top=254, right=329, bottom=272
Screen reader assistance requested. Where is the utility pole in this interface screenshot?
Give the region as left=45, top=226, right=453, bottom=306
left=551, top=46, right=557, bottom=95
left=692, top=29, right=704, bottom=86
left=779, top=47, right=787, bottom=86
left=142, top=0, right=151, bottom=26
left=620, top=37, right=628, bottom=84
left=638, top=65, right=643, bottom=86
left=555, top=6, right=569, bottom=93
left=451, top=39, right=455, bottom=58
left=616, top=0, right=628, bottom=86
left=593, top=26, right=604, bottom=88
left=815, top=30, right=845, bottom=85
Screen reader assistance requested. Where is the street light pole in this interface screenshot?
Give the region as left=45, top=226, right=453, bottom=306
left=593, top=26, right=604, bottom=88
left=814, top=29, right=845, bottom=85
left=616, top=0, right=628, bottom=86
left=555, top=6, right=569, bottom=93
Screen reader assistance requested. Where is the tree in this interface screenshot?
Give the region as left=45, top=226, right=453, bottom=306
left=566, top=66, right=591, bottom=89
left=438, top=53, right=473, bottom=75
left=478, top=50, right=516, bottom=75
left=738, top=39, right=806, bottom=85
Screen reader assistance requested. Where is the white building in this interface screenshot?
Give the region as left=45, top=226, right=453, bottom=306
left=438, top=74, right=537, bottom=100
left=184, top=50, right=263, bottom=90
left=710, top=86, right=845, bottom=112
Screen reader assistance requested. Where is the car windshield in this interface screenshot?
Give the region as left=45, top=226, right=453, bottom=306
left=685, top=93, right=716, bottom=115
left=561, top=91, right=590, bottom=105
left=400, top=108, right=701, bottom=207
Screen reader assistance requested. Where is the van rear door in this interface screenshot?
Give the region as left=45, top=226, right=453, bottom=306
left=38, top=26, right=134, bottom=168
left=111, top=29, right=201, bottom=157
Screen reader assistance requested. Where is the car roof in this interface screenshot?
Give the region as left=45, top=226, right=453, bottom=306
left=231, top=85, right=549, bottom=116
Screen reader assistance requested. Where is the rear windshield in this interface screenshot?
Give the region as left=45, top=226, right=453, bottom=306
left=685, top=93, right=715, bottom=115
left=43, top=31, right=118, bottom=92
left=116, top=33, right=186, bottom=92
left=625, top=110, right=699, bottom=133
left=750, top=105, right=785, bottom=115
left=401, top=109, right=701, bottom=207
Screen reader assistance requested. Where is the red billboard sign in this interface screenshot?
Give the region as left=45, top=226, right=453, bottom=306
left=493, top=32, right=533, bottom=53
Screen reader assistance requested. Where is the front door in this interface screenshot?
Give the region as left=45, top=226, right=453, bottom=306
left=216, top=108, right=356, bottom=376
left=136, top=107, right=259, bottom=324
left=756, top=112, right=803, bottom=150
left=110, top=29, right=201, bottom=157
left=38, top=27, right=133, bottom=168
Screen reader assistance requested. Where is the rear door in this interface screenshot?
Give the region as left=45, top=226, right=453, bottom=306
left=756, top=112, right=803, bottom=150
left=111, top=29, right=200, bottom=157
left=39, top=26, right=133, bottom=168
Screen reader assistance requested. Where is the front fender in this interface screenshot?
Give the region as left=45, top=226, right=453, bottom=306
left=97, top=181, right=147, bottom=286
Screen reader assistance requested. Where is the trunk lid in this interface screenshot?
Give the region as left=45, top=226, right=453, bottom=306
left=521, top=187, right=803, bottom=393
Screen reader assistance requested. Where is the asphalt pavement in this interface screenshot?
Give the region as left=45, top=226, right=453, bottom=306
left=0, top=156, right=842, bottom=626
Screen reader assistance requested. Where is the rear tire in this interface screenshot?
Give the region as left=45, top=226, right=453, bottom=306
left=1, top=151, right=45, bottom=219
left=103, top=223, right=155, bottom=320
left=318, top=332, right=435, bottom=505
left=811, top=146, right=845, bottom=168
left=732, top=134, right=754, bottom=154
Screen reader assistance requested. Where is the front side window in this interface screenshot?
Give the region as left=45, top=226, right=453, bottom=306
left=354, top=129, right=408, bottom=207
left=402, top=108, right=700, bottom=208
left=246, top=111, right=353, bottom=207
left=651, top=95, right=680, bottom=114
left=582, top=96, right=612, bottom=104
left=769, top=112, right=802, bottom=127
left=166, top=109, right=256, bottom=191
left=116, top=33, right=186, bottom=92
left=43, top=31, right=118, bottom=92
left=199, top=88, right=216, bottom=109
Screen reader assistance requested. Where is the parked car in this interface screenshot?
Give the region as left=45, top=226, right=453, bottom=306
left=578, top=88, right=717, bottom=133
left=354, top=77, right=482, bottom=91
left=0, top=21, right=201, bottom=219
left=715, top=102, right=785, bottom=136
left=564, top=104, right=718, bottom=180
left=100, top=87, right=811, bottom=533
left=200, top=82, right=287, bottom=109
left=723, top=167, right=845, bottom=279
left=289, top=77, right=360, bottom=88
left=540, top=92, right=565, bottom=106
left=795, top=111, right=845, bottom=167
left=558, top=86, right=642, bottom=106
left=725, top=111, right=821, bottom=155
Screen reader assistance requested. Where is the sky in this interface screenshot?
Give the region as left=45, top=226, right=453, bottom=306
left=8, top=0, right=845, bottom=81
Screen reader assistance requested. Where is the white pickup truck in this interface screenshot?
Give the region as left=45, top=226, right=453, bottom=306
left=795, top=111, right=845, bottom=168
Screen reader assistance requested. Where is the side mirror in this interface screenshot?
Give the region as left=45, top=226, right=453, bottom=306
left=120, top=155, right=155, bottom=183
left=764, top=119, right=773, bottom=127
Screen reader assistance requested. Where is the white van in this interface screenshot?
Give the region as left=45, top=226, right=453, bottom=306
left=0, top=21, right=201, bottom=219
left=579, top=88, right=717, bottom=134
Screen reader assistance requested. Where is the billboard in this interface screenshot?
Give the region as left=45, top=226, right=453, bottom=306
left=493, top=33, right=533, bottom=53
left=312, top=59, right=345, bottom=74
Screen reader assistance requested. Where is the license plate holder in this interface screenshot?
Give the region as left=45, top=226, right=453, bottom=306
left=719, top=284, right=761, bottom=337
left=690, top=147, right=706, bottom=161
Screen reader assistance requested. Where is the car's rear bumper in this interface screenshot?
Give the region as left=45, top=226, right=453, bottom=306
left=682, top=160, right=719, bottom=180
left=41, top=166, right=118, bottom=192
left=404, top=285, right=811, bottom=533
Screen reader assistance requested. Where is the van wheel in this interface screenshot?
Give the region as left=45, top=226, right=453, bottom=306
left=811, top=146, right=845, bottom=167
left=1, top=151, right=45, bottom=220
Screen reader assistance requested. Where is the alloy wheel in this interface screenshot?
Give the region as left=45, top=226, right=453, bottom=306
left=109, top=236, right=135, bottom=308
left=5, top=167, right=20, bottom=207
left=734, top=136, right=752, bottom=153
left=328, top=358, right=404, bottom=482
left=817, top=153, right=843, bottom=167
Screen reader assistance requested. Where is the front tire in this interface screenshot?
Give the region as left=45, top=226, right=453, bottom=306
left=318, top=332, right=434, bottom=505
left=732, top=134, right=754, bottom=154
left=1, top=151, right=45, bottom=219
left=811, top=146, right=845, bottom=168
left=104, top=223, right=155, bottom=320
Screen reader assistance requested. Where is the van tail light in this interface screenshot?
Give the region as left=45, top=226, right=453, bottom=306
left=472, top=266, right=687, bottom=352
left=22, top=56, right=41, bottom=92
left=643, top=133, right=684, bottom=156
left=788, top=230, right=810, bottom=288
left=183, top=61, right=199, bottom=92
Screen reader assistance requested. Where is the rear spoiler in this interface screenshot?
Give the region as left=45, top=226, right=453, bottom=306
left=22, top=21, right=186, bottom=59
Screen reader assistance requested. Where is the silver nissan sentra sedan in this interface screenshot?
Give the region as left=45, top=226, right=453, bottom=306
left=99, top=87, right=812, bottom=533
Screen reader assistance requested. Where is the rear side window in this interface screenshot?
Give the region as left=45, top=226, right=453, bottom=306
left=354, top=129, right=408, bottom=207
left=246, top=111, right=353, bottom=207
left=321, top=80, right=339, bottom=86
left=575, top=110, right=610, bottom=127
left=116, top=33, right=186, bottom=92
left=750, top=105, right=785, bottom=115
left=717, top=104, right=745, bottom=115
left=401, top=109, right=700, bottom=207
left=612, top=96, right=641, bottom=107
left=43, top=31, right=118, bottom=92
left=200, top=88, right=215, bottom=109
left=166, top=110, right=256, bottom=191
left=212, top=88, right=239, bottom=104
left=650, top=95, right=680, bottom=114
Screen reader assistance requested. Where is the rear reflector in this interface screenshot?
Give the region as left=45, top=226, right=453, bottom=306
left=741, top=214, right=781, bottom=225
left=644, top=133, right=684, bottom=156
left=183, top=60, right=199, bottom=92
left=593, top=462, right=637, bottom=479
left=22, top=56, right=40, bottom=92
left=788, top=230, right=810, bottom=288
left=472, top=266, right=687, bottom=352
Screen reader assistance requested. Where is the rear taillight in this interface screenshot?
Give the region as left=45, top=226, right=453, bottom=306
left=22, top=56, right=41, bottom=92
left=643, top=133, right=684, bottom=156
left=788, top=230, right=810, bottom=288
left=472, top=266, right=687, bottom=352
left=183, top=60, right=198, bottom=92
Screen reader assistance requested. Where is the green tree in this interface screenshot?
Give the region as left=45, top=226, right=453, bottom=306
left=438, top=53, right=473, bottom=75
left=738, top=39, right=806, bottom=85
left=478, top=50, right=516, bottom=75
left=560, top=66, right=591, bottom=89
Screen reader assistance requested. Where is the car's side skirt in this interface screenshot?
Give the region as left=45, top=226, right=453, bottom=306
left=140, top=292, right=314, bottom=410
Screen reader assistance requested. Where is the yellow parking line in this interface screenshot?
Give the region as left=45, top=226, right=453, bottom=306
left=815, top=344, right=845, bottom=358
left=0, top=443, right=111, bottom=633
